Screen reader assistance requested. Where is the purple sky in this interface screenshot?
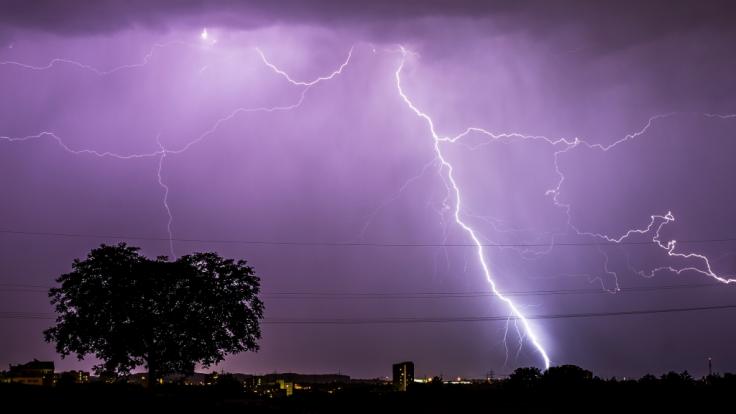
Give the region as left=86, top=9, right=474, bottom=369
left=1, top=1, right=736, bottom=379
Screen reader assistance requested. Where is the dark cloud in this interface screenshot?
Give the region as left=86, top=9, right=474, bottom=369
left=2, top=1, right=735, bottom=49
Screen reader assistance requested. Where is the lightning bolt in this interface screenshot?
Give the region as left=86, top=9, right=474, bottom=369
left=544, top=113, right=736, bottom=286
left=358, top=157, right=439, bottom=240
left=155, top=134, right=175, bottom=259
left=0, top=131, right=162, bottom=159
left=420, top=107, right=736, bottom=289
left=0, top=41, right=189, bottom=76
left=390, top=46, right=736, bottom=369
left=255, top=46, right=354, bottom=87
left=3, top=35, right=735, bottom=372
left=0, top=40, right=354, bottom=257
left=394, top=46, right=552, bottom=369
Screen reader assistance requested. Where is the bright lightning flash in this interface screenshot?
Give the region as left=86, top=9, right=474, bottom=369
left=394, top=46, right=552, bottom=369
left=2, top=36, right=736, bottom=372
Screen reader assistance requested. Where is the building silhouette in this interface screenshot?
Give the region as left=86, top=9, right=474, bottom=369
left=56, top=370, right=90, bottom=385
left=392, top=361, right=414, bottom=392
left=7, top=359, right=55, bottom=386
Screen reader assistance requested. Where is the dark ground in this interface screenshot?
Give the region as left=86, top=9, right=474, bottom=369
left=2, top=374, right=735, bottom=413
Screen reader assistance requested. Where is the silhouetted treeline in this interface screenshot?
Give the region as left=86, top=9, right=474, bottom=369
left=2, top=365, right=736, bottom=413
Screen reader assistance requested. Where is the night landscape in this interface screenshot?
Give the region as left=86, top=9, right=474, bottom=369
left=1, top=1, right=736, bottom=412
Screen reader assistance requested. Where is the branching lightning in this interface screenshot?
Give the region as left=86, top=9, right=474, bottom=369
left=0, top=41, right=189, bottom=76
left=0, top=38, right=354, bottom=257
left=155, top=134, right=175, bottom=259
left=2, top=34, right=736, bottom=371
left=0, top=131, right=162, bottom=159
left=388, top=45, right=736, bottom=368
left=543, top=113, right=736, bottom=286
left=256, top=46, right=354, bottom=87
left=394, top=46, right=551, bottom=369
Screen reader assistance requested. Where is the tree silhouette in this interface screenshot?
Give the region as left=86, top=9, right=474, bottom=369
left=543, top=364, right=593, bottom=386
left=44, top=243, right=264, bottom=385
left=660, top=371, right=694, bottom=386
left=508, top=367, right=542, bottom=387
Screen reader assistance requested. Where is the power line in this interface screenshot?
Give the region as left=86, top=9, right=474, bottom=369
left=0, top=281, right=728, bottom=299
left=261, top=282, right=725, bottom=298
left=264, top=303, right=736, bottom=324
left=1, top=228, right=735, bottom=248
left=2, top=303, right=736, bottom=323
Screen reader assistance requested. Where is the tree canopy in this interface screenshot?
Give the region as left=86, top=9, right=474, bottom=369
left=44, top=243, right=264, bottom=382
